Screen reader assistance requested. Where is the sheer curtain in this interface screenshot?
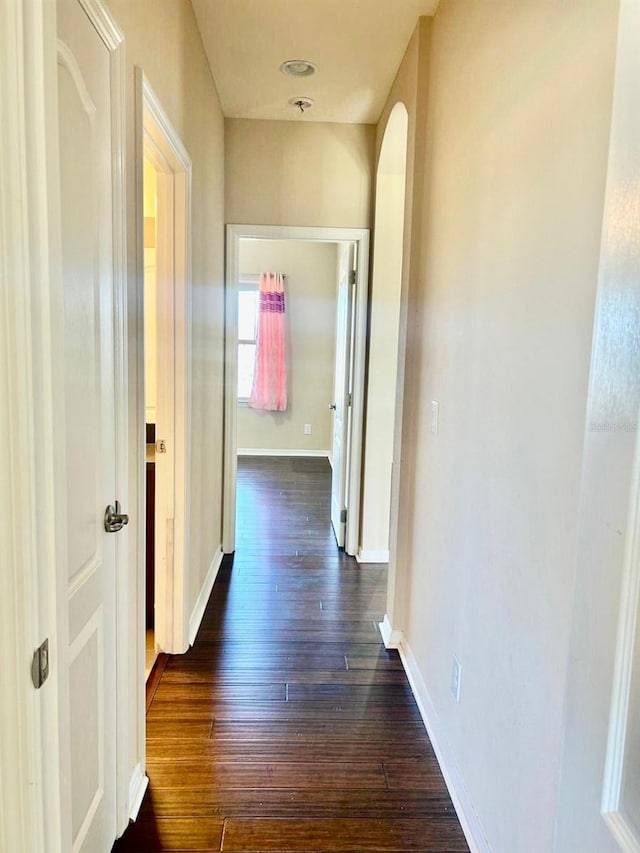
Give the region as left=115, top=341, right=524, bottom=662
left=248, top=272, right=288, bottom=411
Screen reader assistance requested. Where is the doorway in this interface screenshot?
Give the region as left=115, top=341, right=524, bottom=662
left=137, top=71, right=193, bottom=665
left=142, top=153, right=159, bottom=676
left=223, top=225, right=370, bottom=557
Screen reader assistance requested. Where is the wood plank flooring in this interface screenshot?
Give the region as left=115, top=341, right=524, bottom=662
left=113, top=456, right=468, bottom=852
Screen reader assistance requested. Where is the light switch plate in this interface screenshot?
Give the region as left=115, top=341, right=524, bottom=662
left=451, top=655, right=461, bottom=702
left=431, top=401, right=439, bottom=435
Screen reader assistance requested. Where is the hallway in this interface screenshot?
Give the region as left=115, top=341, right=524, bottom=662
left=114, top=457, right=468, bottom=852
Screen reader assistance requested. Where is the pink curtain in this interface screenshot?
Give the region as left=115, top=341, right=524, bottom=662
left=248, top=272, right=288, bottom=411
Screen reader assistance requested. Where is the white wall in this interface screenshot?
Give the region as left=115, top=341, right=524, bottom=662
left=379, top=1, right=620, bottom=850
left=237, top=239, right=338, bottom=454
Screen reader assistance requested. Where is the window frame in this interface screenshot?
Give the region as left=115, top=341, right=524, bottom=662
left=237, top=277, right=259, bottom=403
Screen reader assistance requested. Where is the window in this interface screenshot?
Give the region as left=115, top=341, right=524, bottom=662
left=237, top=284, right=259, bottom=401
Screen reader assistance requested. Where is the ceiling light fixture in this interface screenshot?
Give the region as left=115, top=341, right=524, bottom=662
left=280, top=59, right=317, bottom=78
left=289, top=96, right=314, bottom=114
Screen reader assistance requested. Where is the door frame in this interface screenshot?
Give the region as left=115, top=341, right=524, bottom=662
left=330, top=242, right=356, bottom=548
left=0, top=1, right=61, bottom=849
left=135, top=69, right=193, bottom=655
left=223, top=224, right=370, bottom=556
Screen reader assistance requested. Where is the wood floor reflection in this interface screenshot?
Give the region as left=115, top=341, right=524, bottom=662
left=113, top=456, right=468, bottom=852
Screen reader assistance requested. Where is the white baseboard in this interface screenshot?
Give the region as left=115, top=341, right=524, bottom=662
left=397, top=634, right=491, bottom=853
left=127, top=762, right=148, bottom=821
left=237, top=448, right=331, bottom=458
left=378, top=614, right=403, bottom=649
left=189, top=547, right=223, bottom=645
left=356, top=548, right=390, bottom=563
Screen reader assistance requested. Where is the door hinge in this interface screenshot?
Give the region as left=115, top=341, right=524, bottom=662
left=31, top=639, right=49, bottom=689
left=349, top=270, right=356, bottom=285
left=340, top=509, right=347, bottom=524
left=348, top=392, right=352, bottom=407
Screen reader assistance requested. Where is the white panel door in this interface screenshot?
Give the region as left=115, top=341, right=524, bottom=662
left=330, top=244, right=355, bottom=546
left=57, top=0, right=121, bottom=848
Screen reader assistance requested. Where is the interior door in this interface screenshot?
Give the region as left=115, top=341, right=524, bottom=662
left=330, top=243, right=356, bottom=546
left=57, top=0, right=122, bottom=847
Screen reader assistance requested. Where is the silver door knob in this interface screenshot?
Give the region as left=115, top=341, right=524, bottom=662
left=329, top=403, right=336, bottom=410
left=104, top=501, right=129, bottom=533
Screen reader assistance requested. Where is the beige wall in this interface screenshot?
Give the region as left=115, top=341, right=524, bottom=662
left=225, top=119, right=375, bottom=228
left=381, top=1, right=619, bottom=851
left=237, top=239, right=337, bottom=453
left=106, top=0, right=226, bottom=785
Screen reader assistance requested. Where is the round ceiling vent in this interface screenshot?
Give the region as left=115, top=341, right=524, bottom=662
left=280, top=59, right=317, bottom=78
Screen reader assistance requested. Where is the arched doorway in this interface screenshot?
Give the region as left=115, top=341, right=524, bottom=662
left=359, top=102, right=409, bottom=569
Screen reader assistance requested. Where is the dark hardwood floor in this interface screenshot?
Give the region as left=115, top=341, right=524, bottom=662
left=113, top=456, right=468, bottom=852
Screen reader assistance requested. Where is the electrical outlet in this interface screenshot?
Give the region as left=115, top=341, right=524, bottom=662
left=451, top=656, right=462, bottom=702
left=431, top=401, right=439, bottom=435
left=304, top=424, right=312, bottom=435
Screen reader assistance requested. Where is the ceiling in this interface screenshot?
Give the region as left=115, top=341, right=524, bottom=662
left=191, top=0, right=439, bottom=125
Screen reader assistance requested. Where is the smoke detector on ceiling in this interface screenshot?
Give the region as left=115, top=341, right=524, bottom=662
left=289, top=96, right=314, bottom=114
left=280, top=59, right=317, bottom=78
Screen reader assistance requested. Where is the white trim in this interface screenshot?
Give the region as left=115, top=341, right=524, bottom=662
left=101, top=6, right=130, bottom=840
left=131, top=63, right=147, bottom=846
left=397, top=634, right=491, bottom=853
left=39, top=3, right=73, bottom=848
left=223, top=224, right=239, bottom=553
left=346, top=235, right=369, bottom=556
left=378, top=100, right=411, bottom=655
left=378, top=615, right=403, bottom=649
left=189, top=548, right=224, bottom=645
left=357, top=548, right=390, bottom=564
left=141, top=76, right=191, bottom=168
left=223, top=224, right=369, bottom=557
left=0, top=3, right=50, bottom=849
left=136, top=68, right=193, bottom=656
left=237, top=448, right=331, bottom=458
left=599, top=1, right=640, bottom=842
left=78, top=0, right=123, bottom=49
left=602, top=416, right=640, bottom=831
left=127, top=762, right=149, bottom=822
left=366, top=101, right=408, bottom=598
left=603, top=811, right=640, bottom=853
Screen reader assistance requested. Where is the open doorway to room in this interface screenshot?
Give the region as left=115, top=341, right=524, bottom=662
left=359, top=102, right=409, bottom=566
left=138, top=70, right=193, bottom=680
left=233, top=237, right=357, bottom=552
left=142, top=153, right=159, bottom=676
left=223, top=226, right=369, bottom=558
left=235, top=239, right=339, bottom=463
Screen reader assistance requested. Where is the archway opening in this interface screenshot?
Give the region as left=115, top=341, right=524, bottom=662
left=359, top=102, right=409, bottom=565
